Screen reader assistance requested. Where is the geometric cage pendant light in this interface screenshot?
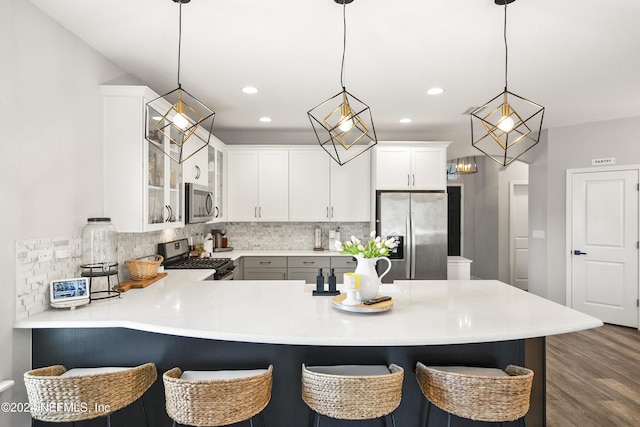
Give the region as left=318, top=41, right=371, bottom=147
left=145, top=0, right=215, bottom=164
left=308, top=0, right=378, bottom=166
left=471, top=0, right=544, bottom=167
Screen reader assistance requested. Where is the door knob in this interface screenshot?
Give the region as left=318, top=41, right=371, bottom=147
left=573, top=250, right=587, bottom=255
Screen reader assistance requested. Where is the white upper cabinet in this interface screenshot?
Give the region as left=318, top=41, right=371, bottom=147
left=375, top=142, right=450, bottom=190
left=330, top=150, right=371, bottom=222
left=101, top=85, right=185, bottom=232
left=183, top=143, right=208, bottom=185
left=289, top=150, right=331, bottom=221
left=227, top=148, right=289, bottom=221
left=289, top=148, right=371, bottom=222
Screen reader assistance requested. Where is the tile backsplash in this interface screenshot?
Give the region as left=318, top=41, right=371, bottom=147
left=14, top=222, right=372, bottom=320
left=220, top=222, right=371, bottom=251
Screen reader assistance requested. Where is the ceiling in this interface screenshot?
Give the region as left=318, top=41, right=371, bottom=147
left=30, top=0, right=640, bottom=154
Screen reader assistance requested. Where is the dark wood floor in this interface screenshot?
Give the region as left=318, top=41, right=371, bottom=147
left=546, top=323, right=640, bottom=426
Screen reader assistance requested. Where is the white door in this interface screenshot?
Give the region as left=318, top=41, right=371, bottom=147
left=569, top=169, right=639, bottom=327
left=509, top=182, right=528, bottom=290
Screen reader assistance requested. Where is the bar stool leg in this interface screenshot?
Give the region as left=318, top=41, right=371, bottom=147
left=424, top=401, right=432, bottom=427
left=447, top=413, right=451, bottom=427
left=107, top=413, right=111, bottom=427
left=140, top=396, right=149, bottom=427
left=260, top=410, right=266, bottom=427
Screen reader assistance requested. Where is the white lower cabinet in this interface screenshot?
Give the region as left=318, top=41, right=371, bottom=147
left=227, top=149, right=289, bottom=221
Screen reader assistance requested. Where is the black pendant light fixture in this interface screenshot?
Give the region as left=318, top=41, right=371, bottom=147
left=307, top=0, right=377, bottom=166
left=470, top=0, right=544, bottom=167
left=145, top=0, right=215, bottom=164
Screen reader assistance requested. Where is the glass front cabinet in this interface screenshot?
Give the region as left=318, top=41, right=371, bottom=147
left=208, top=141, right=225, bottom=222
left=101, top=85, right=184, bottom=232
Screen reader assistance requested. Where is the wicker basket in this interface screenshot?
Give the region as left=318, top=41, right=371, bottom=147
left=125, top=255, right=164, bottom=280
left=24, top=363, right=157, bottom=423
left=415, top=363, right=534, bottom=422
left=163, top=365, right=273, bottom=426
left=301, top=364, right=404, bottom=420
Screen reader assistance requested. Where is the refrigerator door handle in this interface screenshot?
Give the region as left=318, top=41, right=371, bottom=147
left=406, top=213, right=411, bottom=280
left=410, top=213, right=416, bottom=279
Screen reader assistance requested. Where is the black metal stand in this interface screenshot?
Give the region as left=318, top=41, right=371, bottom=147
left=81, top=265, right=121, bottom=301
left=312, top=290, right=341, bottom=296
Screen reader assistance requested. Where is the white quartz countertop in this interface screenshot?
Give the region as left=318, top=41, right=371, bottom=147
left=14, top=271, right=602, bottom=346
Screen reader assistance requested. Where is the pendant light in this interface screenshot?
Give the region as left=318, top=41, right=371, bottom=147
left=145, top=0, right=215, bottom=164
left=470, top=0, right=544, bottom=167
left=307, top=0, right=377, bottom=166
left=450, top=156, right=479, bottom=175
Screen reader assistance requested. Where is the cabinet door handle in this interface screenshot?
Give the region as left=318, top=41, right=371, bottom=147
left=412, top=174, right=415, bottom=186
left=255, top=206, right=258, bottom=218
left=326, top=207, right=329, bottom=218
left=407, top=174, right=410, bottom=186
left=259, top=261, right=272, bottom=265
left=303, top=261, right=315, bottom=264
left=331, top=207, right=334, bottom=218
left=205, top=192, right=213, bottom=214
left=259, top=206, right=262, bottom=218
left=214, top=206, right=220, bottom=218
left=165, top=205, right=174, bottom=223
left=195, top=165, right=201, bottom=180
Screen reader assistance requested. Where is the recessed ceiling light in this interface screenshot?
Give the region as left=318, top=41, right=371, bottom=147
left=259, top=117, right=272, bottom=123
left=427, top=87, right=445, bottom=95
left=242, top=86, right=259, bottom=94
left=399, top=118, right=412, bottom=124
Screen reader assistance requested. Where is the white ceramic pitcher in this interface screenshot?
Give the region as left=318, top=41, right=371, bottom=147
left=353, top=254, right=392, bottom=301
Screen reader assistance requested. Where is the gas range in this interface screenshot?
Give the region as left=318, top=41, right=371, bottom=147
left=158, top=239, right=236, bottom=280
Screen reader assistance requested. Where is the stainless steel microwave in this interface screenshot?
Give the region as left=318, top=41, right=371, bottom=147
left=185, top=183, right=214, bottom=224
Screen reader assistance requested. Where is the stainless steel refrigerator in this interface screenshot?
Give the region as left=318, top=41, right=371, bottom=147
left=376, top=191, right=447, bottom=282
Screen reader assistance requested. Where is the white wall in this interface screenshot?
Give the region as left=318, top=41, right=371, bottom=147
left=528, top=117, right=640, bottom=303
left=1, top=0, right=132, bottom=424
left=449, top=156, right=528, bottom=281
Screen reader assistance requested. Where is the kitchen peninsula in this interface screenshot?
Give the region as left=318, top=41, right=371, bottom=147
left=15, top=272, right=601, bottom=427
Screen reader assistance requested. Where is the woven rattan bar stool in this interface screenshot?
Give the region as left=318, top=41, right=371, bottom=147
left=301, top=364, right=404, bottom=427
left=162, top=365, right=273, bottom=427
left=24, top=362, right=157, bottom=426
left=415, top=362, right=534, bottom=427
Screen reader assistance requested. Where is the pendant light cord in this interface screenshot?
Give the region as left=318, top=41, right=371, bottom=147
left=503, top=2, right=508, bottom=91
left=176, top=2, right=183, bottom=88
left=340, top=1, right=347, bottom=90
